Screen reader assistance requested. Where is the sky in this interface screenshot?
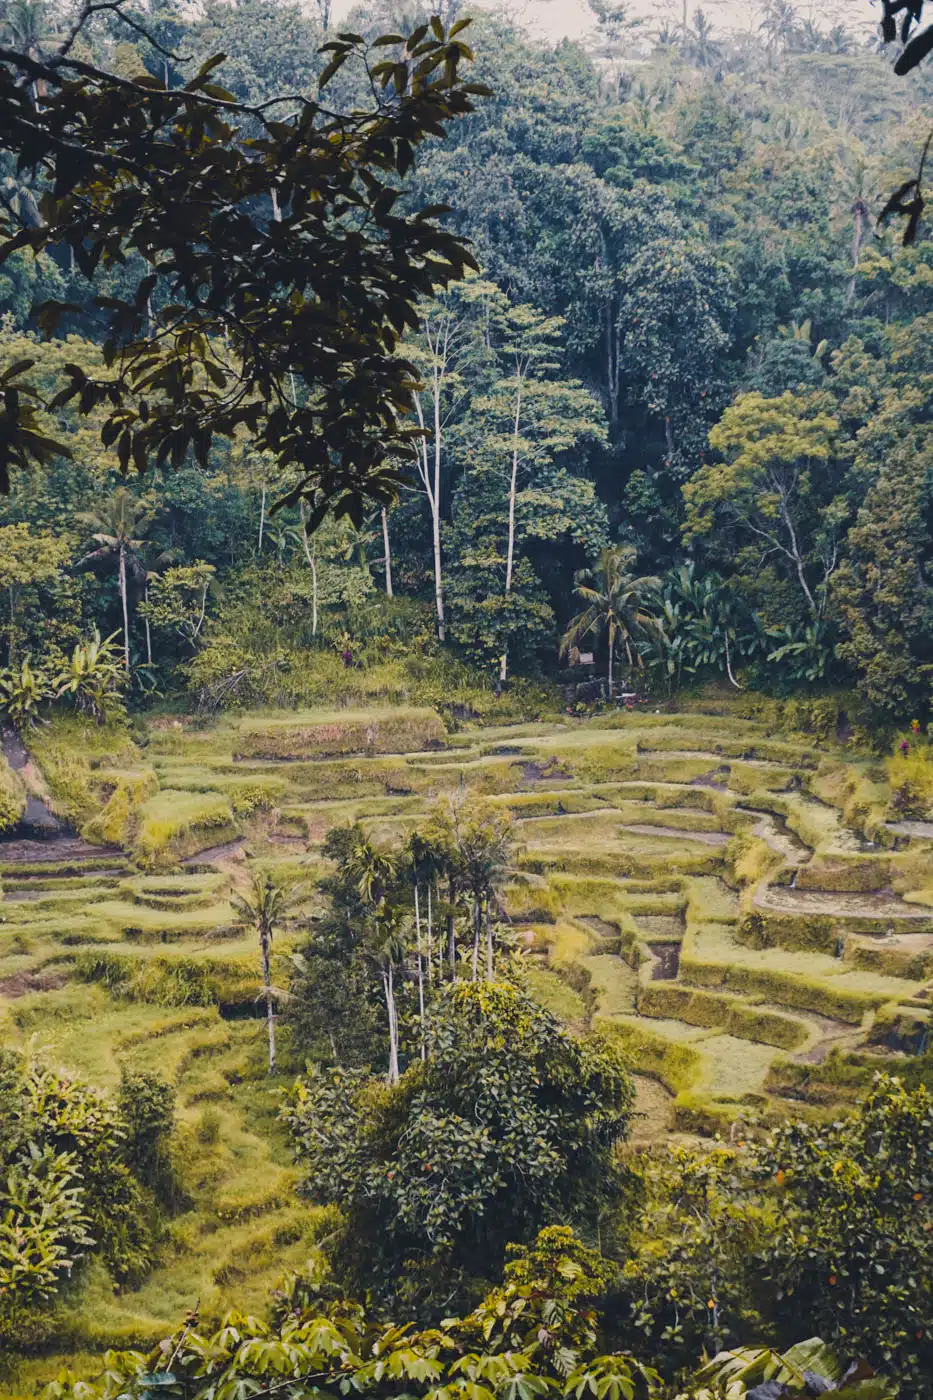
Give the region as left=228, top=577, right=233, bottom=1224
left=330, top=0, right=880, bottom=46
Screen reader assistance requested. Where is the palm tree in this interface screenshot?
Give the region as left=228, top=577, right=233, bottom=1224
left=561, top=545, right=660, bottom=698
left=455, top=802, right=513, bottom=981
left=231, top=869, right=301, bottom=1074
left=684, top=9, right=722, bottom=68
left=345, top=834, right=407, bottom=1083
left=77, top=490, right=155, bottom=677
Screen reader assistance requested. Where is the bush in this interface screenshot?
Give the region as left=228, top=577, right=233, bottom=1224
left=0, top=752, right=25, bottom=833
left=117, top=1069, right=178, bottom=1203
left=284, top=981, right=636, bottom=1306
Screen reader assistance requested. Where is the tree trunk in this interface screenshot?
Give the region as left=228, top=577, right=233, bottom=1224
left=471, top=894, right=481, bottom=981
left=426, top=881, right=433, bottom=985
left=143, top=579, right=152, bottom=666
left=383, top=965, right=399, bottom=1085
left=415, top=884, right=426, bottom=1059
left=299, top=501, right=318, bottom=636
left=258, top=483, right=266, bottom=554
left=485, top=894, right=494, bottom=979
left=608, top=629, right=614, bottom=701
left=381, top=508, right=393, bottom=598
left=724, top=628, right=743, bottom=690
left=8, top=584, right=14, bottom=665
left=119, top=542, right=131, bottom=674
left=499, top=374, right=523, bottom=685
left=414, top=390, right=446, bottom=641
left=260, top=927, right=276, bottom=1074
left=447, top=878, right=457, bottom=979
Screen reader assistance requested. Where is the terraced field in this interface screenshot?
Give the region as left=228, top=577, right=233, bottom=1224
left=3, top=700, right=932, bottom=1387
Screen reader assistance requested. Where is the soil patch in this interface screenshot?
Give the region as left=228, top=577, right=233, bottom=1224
left=647, top=942, right=680, bottom=978
left=580, top=915, right=620, bottom=938
left=691, top=767, right=730, bottom=790
left=635, top=914, right=683, bottom=938
left=887, top=820, right=933, bottom=841
left=756, top=885, right=933, bottom=919
left=0, top=835, right=122, bottom=864
left=521, top=758, right=572, bottom=786
left=182, top=837, right=246, bottom=867
left=0, top=969, right=70, bottom=998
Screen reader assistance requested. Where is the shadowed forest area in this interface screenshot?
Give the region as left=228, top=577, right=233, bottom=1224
left=4, top=1, right=933, bottom=1397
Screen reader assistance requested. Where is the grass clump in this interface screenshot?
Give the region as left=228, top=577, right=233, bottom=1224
left=231, top=706, right=445, bottom=759
left=134, top=789, right=236, bottom=869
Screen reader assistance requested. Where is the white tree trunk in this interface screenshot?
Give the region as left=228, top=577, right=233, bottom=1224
left=299, top=501, right=319, bottom=636
left=258, top=483, right=266, bottom=554
left=381, top=508, right=393, bottom=598
left=500, top=374, right=523, bottom=685
left=485, top=896, right=494, bottom=979
left=144, top=580, right=152, bottom=666
left=471, top=896, right=481, bottom=981
left=414, top=390, right=446, bottom=640
left=415, top=885, right=425, bottom=1059
left=383, top=965, right=400, bottom=1084
left=119, top=542, right=131, bottom=675
left=261, top=929, right=276, bottom=1074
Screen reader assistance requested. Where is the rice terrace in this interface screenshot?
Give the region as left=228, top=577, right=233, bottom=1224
left=0, top=693, right=931, bottom=1390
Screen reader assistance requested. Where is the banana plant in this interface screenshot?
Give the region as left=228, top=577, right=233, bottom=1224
left=54, top=630, right=126, bottom=724
left=679, top=1337, right=896, bottom=1399
left=0, top=655, right=52, bottom=729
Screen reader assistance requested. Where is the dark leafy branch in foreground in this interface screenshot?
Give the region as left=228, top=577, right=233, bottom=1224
left=880, top=0, right=933, bottom=242
left=0, top=7, right=488, bottom=522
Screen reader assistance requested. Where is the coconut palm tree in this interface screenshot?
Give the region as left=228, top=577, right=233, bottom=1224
left=561, top=545, right=660, bottom=698
left=77, top=490, right=156, bottom=677
left=231, top=869, right=301, bottom=1074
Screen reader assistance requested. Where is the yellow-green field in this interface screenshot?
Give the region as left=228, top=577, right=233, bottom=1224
left=4, top=699, right=933, bottom=1393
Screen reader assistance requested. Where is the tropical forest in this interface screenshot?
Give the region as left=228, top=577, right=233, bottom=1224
left=3, top=0, right=933, bottom=1395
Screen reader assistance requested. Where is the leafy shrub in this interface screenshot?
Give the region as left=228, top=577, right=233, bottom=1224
left=117, top=1069, right=177, bottom=1202
left=0, top=656, right=53, bottom=729
left=0, top=751, right=25, bottom=833
left=54, top=630, right=126, bottom=724
left=0, top=1052, right=169, bottom=1348
left=284, top=980, right=636, bottom=1306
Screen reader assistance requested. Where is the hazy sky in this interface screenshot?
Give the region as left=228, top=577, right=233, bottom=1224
left=330, top=0, right=880, bottom=45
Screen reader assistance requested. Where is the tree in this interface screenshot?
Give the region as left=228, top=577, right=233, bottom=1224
left=231, top=868, right=300, bottom=1073
left=561, top=545, right=660, bottom=696
left=756, top=1075, right=933, bottom=1391
left=685, top=392, right=841, bottom=626
left=343, top=829, right=406, bottom=1083
left=407, top=278, right=491, bottom=641
left=447, top=296, right=609, bottom=679
left=0, top=522, right=70, bottom=663
left=0, top=11, right=487, bottom=520
left=140, top=561, right=215, bottom=656
left=284, top=980, right=636, bottom=1303
left=76, top=488, right=154, bottom=675
left=832, top=409, right=933, bottom=717
left=445, top=795, right=513, bottom=980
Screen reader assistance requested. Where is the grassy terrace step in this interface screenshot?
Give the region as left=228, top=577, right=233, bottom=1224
left=681, top=920, right=916, bottom=1022
left=149, top=707, right=446, bottom=761
left=118, top=872, right=229, bottom=910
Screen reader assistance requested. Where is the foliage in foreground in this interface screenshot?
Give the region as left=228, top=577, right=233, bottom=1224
left=42, top=1226, right=893, bottom=1400
left=0, top=1054, right=176, bottom=1349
